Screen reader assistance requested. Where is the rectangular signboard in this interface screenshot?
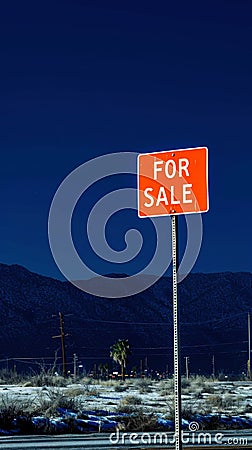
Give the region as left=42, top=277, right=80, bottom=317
left=138, top=147, right=208, bottom=217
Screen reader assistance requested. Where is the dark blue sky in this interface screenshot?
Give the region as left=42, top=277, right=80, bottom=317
left=0, top=0, right=251, bottom=280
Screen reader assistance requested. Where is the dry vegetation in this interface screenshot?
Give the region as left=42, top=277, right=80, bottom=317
left=0, top=371, right=252, bottom=434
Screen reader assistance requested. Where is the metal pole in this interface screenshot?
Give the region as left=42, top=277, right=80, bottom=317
left=185, top=356, right=189, bottom=380
left=212, top=354, right=215, bottom=379
left=172, top=214, right=182, bottom=450
left=248, top=313, right=251, bottom=379
left=73, top=353, right=77, bottom=382
left=59, top=312, right=67, bottom=377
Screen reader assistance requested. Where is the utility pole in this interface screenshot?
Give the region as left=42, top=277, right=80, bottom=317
left=248, top=313, right=251, bottom=380
left=185, top=356, right=189, bottom=380
left=59, top=312, right=67, bottom=377
left=212, top=355, right=215, bottom=379
left=140, top=359, right=143, bottom=378
left=144, top=356, right=148, bottom=376
left=52, top=312, right=67, bottom=377
left=73, top=353, right=78, bottom=381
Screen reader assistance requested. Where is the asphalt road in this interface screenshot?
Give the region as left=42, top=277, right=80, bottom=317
left=0, top=430, right=251, bottom=449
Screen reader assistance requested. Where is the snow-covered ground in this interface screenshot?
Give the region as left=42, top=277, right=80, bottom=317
left=1, top=378, right=252, bottom=434
left=1, top=378, right=252, bottom=417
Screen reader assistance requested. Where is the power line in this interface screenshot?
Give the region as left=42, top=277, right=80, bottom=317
left=60, top=310, right=249, bottom=327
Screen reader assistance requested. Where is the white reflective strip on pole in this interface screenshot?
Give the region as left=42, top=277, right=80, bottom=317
left=172, top=215, right=182, bottom=450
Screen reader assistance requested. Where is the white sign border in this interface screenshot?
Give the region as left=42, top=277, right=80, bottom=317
left=137, top=146, right=209, bottom=218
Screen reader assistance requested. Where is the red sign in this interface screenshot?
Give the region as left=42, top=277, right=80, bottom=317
left=138, top=147, right=209, bottom=217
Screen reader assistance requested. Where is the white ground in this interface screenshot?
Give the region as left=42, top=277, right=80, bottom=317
left=1, top=379, right=252, bottom=419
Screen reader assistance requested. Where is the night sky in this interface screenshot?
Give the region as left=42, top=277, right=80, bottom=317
left=1, top=0, right=251, bottom=281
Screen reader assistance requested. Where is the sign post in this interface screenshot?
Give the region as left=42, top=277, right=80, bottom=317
left=138, top=147, right=209, bottom=450
left=172, top=214, right=182, bottom=450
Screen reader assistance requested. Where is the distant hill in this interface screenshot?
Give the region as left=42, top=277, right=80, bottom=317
left=0, top=263, right=251, bottom=375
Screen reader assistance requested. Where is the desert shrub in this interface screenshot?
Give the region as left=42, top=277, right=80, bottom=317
left=165, top=402, right=175, bottom=421
left=203, top=385, right=215, bottom=394
left=83, top=386, right=99, bottom=396
left=190, top=388, right=203, bottom=399
left=160, top=388, right=173, bottom=396
left=114, top=384, right=128, bottom=392
left=0, top=395, right=34, bottom=432
left=135, top=378, right=152, bottom=393
left=122, top=411, right=158, bottom=431
left=181, top=376, right=208, bottom=396
left=244, top=404, right=252, bottom=413
left=120, top=395, right=142, bottom=406
left=56, top=395, right=80, bottom=411
left=206, top=394, right=236, bottom=410
left=0, top=395, right=33, bottom=414
left=181, top=378, right=190, bottom=389
left=135, top=379, right=152, bottom=388
left=80, top=377, right=94, bottom=385
left=35, top=388, right=82, bottom=416
left=64, top=387, right=85, bottom=397
left=139, top=386, right=152, bottom=394
left=30, top=373, right=69, bottom=387
left=51, top=376, right=69, bottom=387
left=218, top=373, right=228, bottom=381
left=206, top=394, right=223, bottom=408
left=181, top=405, right=197, bottom=420
left=0, top=368, right=25, bottom=385
left=161, top=378, right=173, bottom=387
left=117, top=404, right=139, bottom=414
left=222, top=394, right=236, bottom=409
left=164, top=401, right=197, bottom=421
left=191, top=375, right=207, bottom=387
left=117, top=395, right=142, bottom=413
left=85, top=389, right=99, bottom=396
left=201, top=414, right=223, bottom=430
left=99, top=380, right=115, bottom=387
left=159, top=379, right=173, bottom=396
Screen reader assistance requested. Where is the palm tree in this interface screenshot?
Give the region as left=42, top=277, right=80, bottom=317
left=110, top=339, right=131, bottom=381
